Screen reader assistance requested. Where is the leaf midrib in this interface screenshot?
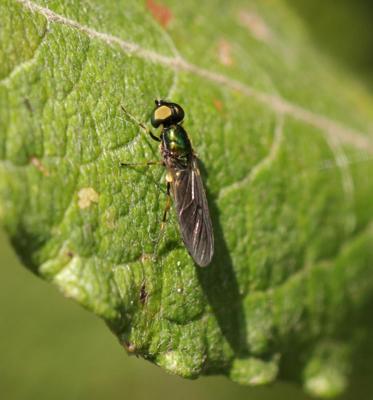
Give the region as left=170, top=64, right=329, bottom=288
left=14, top=0, right=373, bottom=153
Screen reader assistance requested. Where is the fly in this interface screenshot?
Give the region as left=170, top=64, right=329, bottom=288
left=121, top=100, right=214, bottom=267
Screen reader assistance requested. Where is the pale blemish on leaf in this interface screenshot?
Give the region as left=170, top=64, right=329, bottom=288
left=77, top=187, right=99, bottom=209
left=212, top=98, right=224, bottom=113
left=217, top=38, right=234, bottom=66
left=123, top=341, right=137, bottom=354
left=140, top=253, right=153, bottom=263
left=30, top=156, right=49, bottom=176
left=237, top=10, right=272, bottom=43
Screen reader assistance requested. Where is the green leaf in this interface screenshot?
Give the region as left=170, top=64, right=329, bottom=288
left=1, top=0, right=373, bottom=397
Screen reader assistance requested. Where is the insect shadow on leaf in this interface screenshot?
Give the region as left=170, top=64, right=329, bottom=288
left=196, top=160, right=248, bottom=357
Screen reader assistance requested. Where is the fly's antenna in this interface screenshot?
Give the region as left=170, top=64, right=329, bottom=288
left=121, top=105, right=148, bottom=134
left=120, top=105, right=160, bottom=143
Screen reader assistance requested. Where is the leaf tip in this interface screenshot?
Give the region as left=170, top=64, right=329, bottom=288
left=229, top=356, right=279, bottom=386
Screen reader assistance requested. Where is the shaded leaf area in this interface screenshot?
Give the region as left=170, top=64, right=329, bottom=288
left=1, top=0, right=373, bottom=398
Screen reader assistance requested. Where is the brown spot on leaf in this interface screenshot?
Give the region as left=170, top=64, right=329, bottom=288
left=237, top=10, right=272, bottom=43
left=66, top=251, right=74, bottom=258
left=217, top=39, right=234, bottom=66
left=140, top=282, right=148, bottom=304
left=213, top=99, right=224, bottom=113
left=24, top=98, right=33, bottom=113
left=123, top=341, right=137, bottom=354
left=30, top=157, right=49, bottom=176
left=141, top=253, right=152, bottom=263
left=146, top=0, right=173, bottom=28
left=78, top=187, right=99, bottom=209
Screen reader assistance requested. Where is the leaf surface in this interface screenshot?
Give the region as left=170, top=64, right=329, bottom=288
left=1, top=0, right=373, bottom=397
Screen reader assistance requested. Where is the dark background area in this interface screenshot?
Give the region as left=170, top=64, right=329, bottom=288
left=1, top=1, right=373, bottom=399
left=285, top=0, right=373, bottom=89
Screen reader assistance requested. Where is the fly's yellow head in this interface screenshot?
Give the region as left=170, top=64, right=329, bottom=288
left=151, top=99, right=185, bottom=128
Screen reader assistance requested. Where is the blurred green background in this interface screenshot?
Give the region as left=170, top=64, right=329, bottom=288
left=0, top=229, right=313, bottom=400
left=1, top=1, right=373, bottom=399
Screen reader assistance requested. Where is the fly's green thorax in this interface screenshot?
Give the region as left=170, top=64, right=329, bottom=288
left=162, top=125, right=192, bottom=156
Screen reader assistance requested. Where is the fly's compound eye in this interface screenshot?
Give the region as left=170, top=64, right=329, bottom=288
left=151, top=100, right=185, bottom=128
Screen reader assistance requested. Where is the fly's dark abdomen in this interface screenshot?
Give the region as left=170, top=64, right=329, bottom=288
left=170, top=157, right=214, bottom=267
left=159, top=122, right=213, bottom=267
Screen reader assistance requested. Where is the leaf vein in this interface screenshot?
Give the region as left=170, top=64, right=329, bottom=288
left=324, top=135, right=356, bottom=233
left=16, top=0, right=373, bottom=152
left=0, top=18, right=49, bottom=86
left=217, top=113, right=284, bottom=199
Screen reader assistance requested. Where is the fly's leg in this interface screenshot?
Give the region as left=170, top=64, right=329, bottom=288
left=120, top=104, right=169, bottom=260
left=157, top=182, right=172, bottom=241
left=120, top=104, right=164, bottom=183
left=120, top=161, right=166, bottom=194
left=161, top=182, right=172, bottom=230
left=121, top=105, right=160, bottom=142
left=152, top=182, right=172, bottom=260
left=120, top=161, right=163, bottom=167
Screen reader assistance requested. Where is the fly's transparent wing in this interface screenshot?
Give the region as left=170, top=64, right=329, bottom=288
left=170, top=157, right=214, bottom=267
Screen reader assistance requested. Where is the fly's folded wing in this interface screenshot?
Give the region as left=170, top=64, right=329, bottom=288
left=170, top=157, right=214, bottom=267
